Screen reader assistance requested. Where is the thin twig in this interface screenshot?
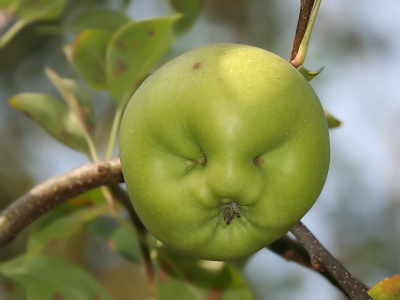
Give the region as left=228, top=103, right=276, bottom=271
left=290, top=221, right=372, bottom=300
left=289, top=0, right=315, bottom=63
left=110, top=186, right=155, bottom=300
left=0, top=158, right=123, bottom=247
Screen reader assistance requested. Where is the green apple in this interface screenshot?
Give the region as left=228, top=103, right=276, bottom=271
left=119, top=43, right=330, bottom=261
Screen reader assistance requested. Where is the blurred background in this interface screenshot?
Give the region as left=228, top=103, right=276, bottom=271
left=1, top=0, right=399, bottom=299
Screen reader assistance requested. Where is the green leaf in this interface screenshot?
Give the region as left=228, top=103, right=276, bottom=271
left=85, top=217, right=141, bottom=264
left=0, top=254, right=111, bottom=300
left=16, top=0, right=67, bottom=20
left=27, top=189, right=108, bottom=254
left=169, top=0, right=202, bottom=33
left=1, top=277, right=26, bottom=300
left=67, top=9, right=131, bottom=34
left=44, top=68, right=96, bottom=134
left=0, top=0, right=14, bottom=8
left=0, top=0, right=67, bottom=49
left=106, top=14, right=180, bottom=107
left=155, top=246, right=253, bottom=300
left=109, top=223, right=141, bottom=264
left=297, top=65, right=324, bottom=81
left=324, top=109, right=341, bottom=129
left=369, top=275, right=400, bottom=300
left=66, top=29, right=113, bottom=91
left=27, top=203, right=109, bottom=255
left=8, top=93, right=91, bottom=155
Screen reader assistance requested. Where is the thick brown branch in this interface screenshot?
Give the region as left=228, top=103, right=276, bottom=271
left=0, top=158, right=123, bottom=247
left=289, top=0, right=315, bottom=62
left=290, top=221, right=372, bottom=300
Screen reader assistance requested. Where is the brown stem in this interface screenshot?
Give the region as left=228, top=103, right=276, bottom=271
left=0, top=158, right=123, bottom=248
left=110, top=186, right=155, bottom=300
left=289, top=0, right=315, bottom=63
left=268, top=235, right=347, bottom=296
left=290, top=221, right=372, bottom=300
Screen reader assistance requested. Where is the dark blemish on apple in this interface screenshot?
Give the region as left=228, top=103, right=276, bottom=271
left=193, top=62, right=201, bottom=70
left=149, top=30, right=155, bottom=36
left=253, top=156, right=261, bottom=165
left=222, top=201, right=241, bottom=225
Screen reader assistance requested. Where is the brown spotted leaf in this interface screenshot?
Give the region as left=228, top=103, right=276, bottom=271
left=8, top=93, right=91, bottom=156
left=106, top=14, right=180, bottom=108
left=369, top=275, right=400, bottom=300
left=66, top=29, right=113, bottom=91
left=0, top=254, right=111, bottom=300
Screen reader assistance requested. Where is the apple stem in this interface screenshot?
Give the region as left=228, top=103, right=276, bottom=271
left=289, top=0, right=322, bottom=67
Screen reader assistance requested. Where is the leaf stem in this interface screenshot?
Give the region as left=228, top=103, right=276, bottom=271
left=83, top=131, right=99, bottom=162
left=105, top=105, right=124, bottom=160
left=0, top=18, right=30, bottom=50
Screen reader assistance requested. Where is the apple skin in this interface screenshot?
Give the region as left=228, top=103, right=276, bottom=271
left=119, top=44, right=330, bottom=261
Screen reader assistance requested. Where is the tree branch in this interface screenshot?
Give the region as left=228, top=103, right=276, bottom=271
left=268, top=234, right=349, bottom=296
left=290, top=221, right=372, bottom=300
left=0, top=158, right=123, bottom=247
left=0, top=158, right=372, bottom=299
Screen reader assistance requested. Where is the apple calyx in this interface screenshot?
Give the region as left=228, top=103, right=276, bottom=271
left=221, top=201, right=241, bottom=225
